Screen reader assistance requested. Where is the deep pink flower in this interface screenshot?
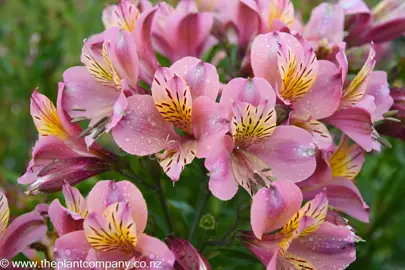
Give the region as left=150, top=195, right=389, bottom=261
left=19, top=85, right=113, bottom=193
left=166, top=235, right=211, bottom=270
left=245, top=191, right=357, bottom=269
left=298, top=136, right=370, bottom=222
left=251, top=31, right=343, bottom=149
left=63, top=26, right=141, bottom=146
left=205, top=77, right=316, bottom=200
left=53, top=180, right=174, bottom=270
left=0, top=192, right=47, bottom=259
left=112, top=57, right=228, bottom=182
left=324, top=46, right=394, bottom=151
left=340, top=0, right=405, bottom=46
left=152, top=2, right=217, bottom=62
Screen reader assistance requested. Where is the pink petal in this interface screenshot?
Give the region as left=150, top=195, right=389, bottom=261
left=288, top=221, right=356, bottom=269
left=48, top=199, right=83, bottom=236
left=364, top=71, right=393, bottom=121
left=324, top=107, right=374, bottom=152
left=170, top=57, right=219, bottom=100
left=18, top=136, right=79, bottom=185
left=293, top=60, right=342, bottom=120
left=242, top=231, right=282, bottom=267
left=86, top=180, right=148, bottom=234
left=251, top=32, right=303, bottom=88
left=192, top=96, right=230, bottom=158
left=57, top=82, right=83, bottom=137
left=0, top=211, right=47, bottom=260
left=251, top=181, right=303, bottom=239
left=103, top=27, right=139, bottom=91
left=235, top=0, right=264, bottom=49
left=54, top=231, right=91, bottom=267
left=205, top=135, right=239, bottom=200
left=166, top=235, right=212, bottom=270
left=362, top=18, right=405, bottom=44
left=112, top=95, right=177, bottom=156
left=220, top=77, right=276, bottom=111
left=325, top=177, right=370, bottom=223
left=62, top=66, right=119, bottom=120
left=248, top=126, right=317, bottom=182
left=304, top=3, right=345, bottom=44
left=135, top=234, right=175, bottom=270
left=135, top=6, right=160, bottom=84
left=107, top=91, right=128, bottom=132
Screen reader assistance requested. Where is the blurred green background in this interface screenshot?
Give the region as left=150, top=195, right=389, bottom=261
left=1, top=0, right=405, bottom=269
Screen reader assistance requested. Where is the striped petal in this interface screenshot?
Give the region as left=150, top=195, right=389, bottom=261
left=152, top=68, right=193, bottom=134
left=156, top=140, right=197, bottom=182
left=268, top=0, right=295, bottom=30
left=277, top=38, right=318, bottom=104
left=31, top=90, right=68, bottom=139
left=282, top=252, right=316, bottom=269
left=62, top=183, right=88, bottom=218
left=340, top=46, right=376, bottom=109
left=329, top=136, right=364, bottom=180
left=0, top=192, right=9, bottom=236
left=84, top=202, right=137, bottom=254
left=292, top=119, right=333, bottom=150
left=231, top=100, right=276, bottom=149
left=103, top=1, right=140, bottom=32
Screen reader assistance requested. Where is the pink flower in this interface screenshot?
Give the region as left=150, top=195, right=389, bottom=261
left=298, top=136, right=370, bottom=223
left=62, top=26, right=141, bottom=146
left=53, top=180, right=174, bottom=270
left=340, top=0, right=405, bottom=46
left=245, top=191, right=357, bottom=269
left=112, top=57, right=228, bottom=182
left=165, top=235, right=212, bottom=270
left=324, top=46, right=394, bottom=151
left=0, top=192, right=47, bottom=259
left=251, top=31, right=343, bottom=149
left=205, top=77, right=316, bottom=200
left=152, top=2, right=217, bottom=62
left=18, top=85, right=113, bottom=193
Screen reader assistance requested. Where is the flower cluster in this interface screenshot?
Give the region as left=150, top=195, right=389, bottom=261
left=4, top=0, right=405, bottom=269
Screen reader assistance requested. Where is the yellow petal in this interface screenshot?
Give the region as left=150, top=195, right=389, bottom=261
left=0, top=192, right=9, bottom=236
left=268, top=0, right=295, bottom=30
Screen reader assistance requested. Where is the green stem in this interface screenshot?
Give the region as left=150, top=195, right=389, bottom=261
left=155, top=176, right=174, bottom=233
left=188, top=181, right=210, bottom=242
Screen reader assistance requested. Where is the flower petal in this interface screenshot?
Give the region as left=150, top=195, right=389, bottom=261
left=364, top=71, right=393, bottom=121
left=220, top=77, right=276, bottom=110
left=48, top=199, right=84, bottom=236
left=248, top=126, right=317, bottom=182
left=288, top=221, right=356, bottom=269
left=0, top=192, right=9, bottom=236
left=103, top=1, right=140, bottom=32
left=292, top=119, right=333, bottom=150
left=171, top=57, right=219, bottom=101
left=205, top=135, right=239, bottom=200
left=135, top=234, right=175, bottom=270
left=0, top=211, right=47, bottom=260
left=54, top=231, right=91, bottom=266
left=63, top=183, right=88, bottom=218
left=251, top=181, right=303, bottom=239
left=166, top=235, right=212, bottom=270
left=293, top=60, right=342, bottom=120
left=86, top=180, right=148, bottom=234
left=84, top=203, right=137, bottom=253
left=267, top=0, right=295, bottom=30
left=112, top=95, right=177, bottom=156
left=157, top=140, right=197, bottom=182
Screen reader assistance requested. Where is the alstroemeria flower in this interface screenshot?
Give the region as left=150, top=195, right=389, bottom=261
left=324, top=46, right=394, bottom=151
left=102, top=1, right=160, bottom=84
left=63, top=26, right=140, bottom=146
left=298, top=136, right=370, bottom=222
left=251, top=32, right=343, bottom=149
left=113, top=57, right=228, bottom=182
left=257, top=0, right=297, bottom=32
left=205, top=77, right=316, bottom=200
left=245, top=191, right=357, bottom=269
left=48, top=183, right=88, bottom=237
left=18, top=85, right=112, bottom=193
left=54, top=180, right=174, bottom=270
left=340, top=0, right=405, bottom=47
left=152, top=2, right=217, bottom=62
left=166, top=235, right=212, bottom=270
left=0, top=192, right=47, bottom=259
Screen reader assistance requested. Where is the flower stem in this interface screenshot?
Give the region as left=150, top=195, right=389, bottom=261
left=188, top=180, right=210, bottom=242
left=154, top=176, right=174, bottom=233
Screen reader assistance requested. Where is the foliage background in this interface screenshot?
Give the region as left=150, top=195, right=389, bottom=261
left=0, top=0, right=404, bottom=269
